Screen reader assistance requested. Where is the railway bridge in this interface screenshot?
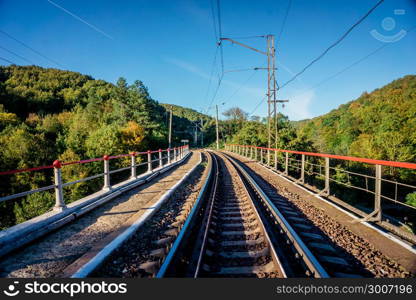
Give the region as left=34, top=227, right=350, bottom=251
left=0, top=145, right=415, bottom=278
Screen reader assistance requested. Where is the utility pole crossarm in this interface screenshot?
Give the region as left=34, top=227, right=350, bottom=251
left=220, top=37, right=267, bottom=56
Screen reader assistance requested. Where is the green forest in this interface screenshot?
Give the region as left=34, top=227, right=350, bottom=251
left=0, top=65, right=415, bottom=229
left=0, top=65, right=215, bottom=228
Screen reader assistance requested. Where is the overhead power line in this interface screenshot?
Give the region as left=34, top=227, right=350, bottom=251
left=202, top=46, right=220, bottom=114
left=217, top=0, right=224, bottom=75
left=0, top=45, right=34, bottom=64
left=0, top=56, right=16, bottom=64
left=224, top=69, right=258, bottom=103
left=0, top=29, right=63, bottom=67
left=204, top=0, right=225, bottom=115
left=279, top=0, right=384, bottom=90
left=249, top=24, right=415, bottom=117
left=277, top=0, right=292, bottom=41
left=206, top=73, right=224, bottom=113
left=210, top=0, right=219, bottom=41
left=292, top=25, right=416, bottom=99
left=250, top=94, right=267, bottom=116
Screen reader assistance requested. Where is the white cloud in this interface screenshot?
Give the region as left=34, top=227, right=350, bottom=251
left=285, top=89, right=315, bottom=121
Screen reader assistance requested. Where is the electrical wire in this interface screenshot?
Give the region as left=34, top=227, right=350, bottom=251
left=0, top=29, right=63, bottom=67
left=210, top=0, right=219, bottom=42
left=277, top=0, right=292, bottom=41
left=249, top=94, right=267, bottom=116
left=224, top=69, right=258, bottom=104
left=217, top=0, right=224, bottom=75
left=0, top=56, right=16, bottom=64
left=202, top=46, right=220, bottom=114
left=279, top=0, right=384, bottom=90
left=292, top=25, right=416, bottom=99
left=0, top=45, right=34, bottom=64
left=249, top=24, right=415, bottom=117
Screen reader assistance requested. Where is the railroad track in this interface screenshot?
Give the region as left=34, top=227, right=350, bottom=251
left=134, top=151, right=338, bottom=278
left=225, top=152, right=367, bottom=278
left=192, top=152, right=284, bottom=277
left=89, top=151, right=371, bottom=278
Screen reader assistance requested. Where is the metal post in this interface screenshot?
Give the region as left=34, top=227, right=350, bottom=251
left=216, top=105, right=219, bottom=150
left=285, top=152, right=289, bottom=175
left=169, top=106, right=173, bottom=149
left=274, top=150, right=278, bottom=169
left=130, top=153, right=137, bottom=179
left=103, top=155, right=111, bottom=190
left=167, top=148, right=171, bottom=164
left=300, top=154, right=305, bottom=183
left=53, top=160, right=66, bottom=211
left=194, top=123, right=198, bottom=146
left=174, top=147, right=177, bottom=161
left=260, top=148, right=263, bottom=164
left=255, top=147, right=257, bottom=161
left=375, top=164, right=382, bottom=221
left=147, top=150, right=152, bottom=172
left=201, top=117, right=204, bottom=147
left=250, top=146, right=253, bottom=159
left=267, top=149, right=270, bottom=165
left=324, top=157, right=330, bottom=196
left=159, top=149, right=163, bottom=168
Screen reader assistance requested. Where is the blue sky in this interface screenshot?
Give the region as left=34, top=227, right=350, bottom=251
left=0, top=0, right=415, bottom=120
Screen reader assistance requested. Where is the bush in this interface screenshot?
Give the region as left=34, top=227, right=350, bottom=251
left=405, top=193, right=416, bottom=207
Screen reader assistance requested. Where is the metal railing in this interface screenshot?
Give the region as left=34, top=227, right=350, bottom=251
left=0, top=145, right=190, bottom=212
left=225, top=144, right=416, bottom=226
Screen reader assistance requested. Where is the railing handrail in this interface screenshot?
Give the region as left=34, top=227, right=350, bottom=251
left=0, top=145, right=188, bottom=176
left=227, top=144, right=416, bottom=170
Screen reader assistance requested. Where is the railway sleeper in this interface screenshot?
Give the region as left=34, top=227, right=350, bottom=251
left=218, top=247, right=270, bottom=259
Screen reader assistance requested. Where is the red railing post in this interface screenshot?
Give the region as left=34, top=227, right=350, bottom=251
left=174, top=147, right=177, bottom=162
left=130, top=152, right=137, bottom=179
left=103, top=155, right=111, bottom=190
left=147, top=150, right=152, bottom=172
left=53, top=160, right=66, bottom=211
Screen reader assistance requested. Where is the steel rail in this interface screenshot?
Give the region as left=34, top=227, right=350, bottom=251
left=156, top=151, right=286, bottom=277
left=193, top=152, right=219, bottom=277
left=216, top=152, right=287, bottom=278
left=223, top=152, right=330, bottom=278
left=184, top=152, right=286, bottom=277
left=156, top=152, right=214, bottom=278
